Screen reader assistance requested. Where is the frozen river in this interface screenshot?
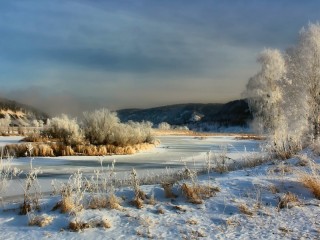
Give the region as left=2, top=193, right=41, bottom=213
left=0, top=135, right=261, bottom=201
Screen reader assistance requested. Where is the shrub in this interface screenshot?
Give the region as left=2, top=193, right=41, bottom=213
left=82, top=109, right=119, bottom=145
left=82, top=109, right=154, bottom=146
left=44, top=114, right=84, bottom=146
left=158, top=122, right=171, bottom=130
left=53, top=170, right=86, bottom=214
left=130, top=169, right=146, bottom=209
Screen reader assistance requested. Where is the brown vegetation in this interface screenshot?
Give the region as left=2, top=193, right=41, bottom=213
left=181, top=183, right=220, bottom=204
left=69, top=217, right=111, bottom=232
left=4, top=142, right=157, bottom=157
left=278, top=192, right=300, bottom=209
left=238, top=203, right=254, bottom=216
left=299, top=173, right=320, bottom=199
left=161, top=182, right=178, bottom=198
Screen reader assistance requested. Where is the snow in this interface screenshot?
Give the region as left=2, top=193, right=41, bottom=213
left=0, top=136, right=320, bottom=239
left=0, top=136, right=24, bottom=147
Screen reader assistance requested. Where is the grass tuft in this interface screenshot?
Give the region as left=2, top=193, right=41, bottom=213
left=28, top=214, right=53, bottom=227
left=238, top=203, right=253, bottom=216
left=278, top=192, right=300, bottom=209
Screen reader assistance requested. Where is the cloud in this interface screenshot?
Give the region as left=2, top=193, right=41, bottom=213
left=0, top=0, right=320, bottom=115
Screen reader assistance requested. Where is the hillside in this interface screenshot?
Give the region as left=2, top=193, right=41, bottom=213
left=117, top=99, right=252, bottom=129
left=0, top=97, right=49, bottom=126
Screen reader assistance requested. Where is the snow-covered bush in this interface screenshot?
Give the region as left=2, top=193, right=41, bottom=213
left=44, top=114, right=84, bottom=146
left=158, top=122, right=171, bottom=130
left=82, top=109, right=119, bottom=145
left=82, top=109, right=153, bottom=146
left=31, top=119, right=40, bottom=128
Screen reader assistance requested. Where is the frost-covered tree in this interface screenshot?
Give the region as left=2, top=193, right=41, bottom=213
left=82, top=109, right=119, bottom=145
left=45, top=114, right=83, bottom=146
left=289, top=23, right=320, bottom=140
left=244, top=48, right=286, bottom=134
left=38, top=120, right=44, bottom=128
left=244, top=23, right=320, bottom=156
left=31, top=119, right=39, bottom=128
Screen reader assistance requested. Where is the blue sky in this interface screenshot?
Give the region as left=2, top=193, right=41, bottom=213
left=1, top=0, right=319, bottom=115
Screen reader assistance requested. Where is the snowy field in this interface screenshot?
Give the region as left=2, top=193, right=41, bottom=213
left=0, top=136, right=320, bottom=239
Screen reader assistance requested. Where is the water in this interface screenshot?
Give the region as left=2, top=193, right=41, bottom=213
left=1, top=135, right=261, bottom=200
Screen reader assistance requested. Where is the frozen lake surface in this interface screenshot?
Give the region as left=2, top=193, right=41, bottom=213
left=0, top=135, right=261, bottom=201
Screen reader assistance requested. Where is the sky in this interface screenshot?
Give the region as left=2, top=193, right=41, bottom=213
left=1, top=0, right=320, bottom=116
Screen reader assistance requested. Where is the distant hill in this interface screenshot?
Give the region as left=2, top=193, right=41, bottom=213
left=0, top=97, right=49, bottom=126
left=117, top=99, right=252, bottom=129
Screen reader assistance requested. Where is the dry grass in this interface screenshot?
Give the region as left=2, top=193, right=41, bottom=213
left=107, top=193, right=122, bottom=210
left=278, top=192, right=300, bottom=209
left=34, top=144, right=54, bottom=157
left=5, top=142, right=156, bottom=157
left=152, top=129, right=196, bottom=136
left=157, top=207, right=165, bottom=214
left=130, top=169, right=146, bottom=209
left=152, top=129, right=257, bottom=138
left=235, top=134, right=265, bottom=140
left=296, top=154, right=309, bottom=167
left=311, top=139, right=320, bottom=155
left=238, top=203, right=253, bottom=216
left=147, top=192, right=156, bottom=205
left=172, top=205, right=186, bottom=212
left=87, top=196, right=107, bottom=210
left=53, top=171, right=86, bottom=214
left=186, top=218, right=198, bottom=225
left=297, top=158, right=320, bottom=199
left=181, top=183, right=220, bottom=204
left=57, top=196, right=77, bottom=213
left=131, top=197, right=144, bottom=209
left=268, top=184, right=280, bottom=194
left=299, top=173, right=320, bottom=199
left=181, top=183, right=203, bottom=204
left=28, top=214, right=53, bottom=227
left=20, top=158, right=42, bottom=215
left=268, top=162, right=293, bottom=175
left=22, top=133, right=48, bottom=143
left=161, top=182, right=178, bottom=198
left=69, top=217, right=111, bottom=232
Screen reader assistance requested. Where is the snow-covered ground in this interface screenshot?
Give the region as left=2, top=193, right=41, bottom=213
left=1, top=136, right=319, bottom=239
